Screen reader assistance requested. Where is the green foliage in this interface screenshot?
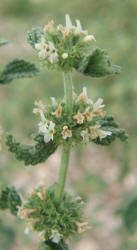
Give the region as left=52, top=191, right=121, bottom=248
left=0, top=59, right=39, bottom=84
left=37, top=240, right=69, bottom=250
left=123, top=198, right=137, bottom=234
left=93, top=115, right=128, bottom=146
left=6, top=134, right=58, bottom=166
left=0, top=187, right=22, bottom=215
left=0, top=38, right=8, bottom=46
left=22, top=186, right=84, bottom=240
left=27, top=27, right=43, bottom=49
left=75, top=48, right=121, bottom=78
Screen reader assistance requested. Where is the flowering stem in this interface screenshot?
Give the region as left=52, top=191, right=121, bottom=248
left=55, top=72, right=73, bottom=204
left=55, top=144, right=71, bottom=203
left=63, top=72, right=73, bottom=113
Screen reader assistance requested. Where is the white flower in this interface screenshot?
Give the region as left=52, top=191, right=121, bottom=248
left=73, top=111, right=85, bottom=124
left=38, top=111, right=55, bottom=143
left=75, top=19, right=88, bottom=35
left=43, top=20, right=55, bottom=33
left=38, top=116, right=48, bottom=134
left=62, top=52, right=68, bottom=59
left=65, top=14, right=75, bottom=31
left=24, top=227, right=30, bottom=235
left=50, top=230, right=62, bottom=243
left=80, top=129, right=89, bottom=143
left=35, top=38, right=58, bottom=64
left=83, top=107, right=95, bottom=121
left=57, top=14, right=74, bottom=38
left=90, top=125, right=111, bottom=140
left=17, top=207, right=37, bottom=220
left=43, top=121, right=55, bottom=143
left=50, top=97, right=57, bottom=106
left=97, top=129, right=112, bottom=139
left=33, top=100, right=46, bottom=115
left=35, top=43, right=42, bottom=51
left=57, top=14, right=90, bottom=38
left=65, top=14, right=88, bottom=35
left=36, top=186, right=46, bottom=201
left=76, top=221, right=89, bottom=234
left=38, top=231, right=45, bottom=240
left=76, top=87, right=93, bottom=104
left=92, top=98, right=106, bottom=117
left=83, top=35, right=96, bottom=42
left=62, top=126, right=72, bottom=139
left=35, top=36, right=47, bottom=59
left=93, top=98, right=105, bottom=112
left=52, top=104, right=62, bottom=118
left=47, top=41, right=58, bottom=64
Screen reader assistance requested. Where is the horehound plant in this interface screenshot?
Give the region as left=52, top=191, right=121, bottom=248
left=0, top=15, right=128, bottom=250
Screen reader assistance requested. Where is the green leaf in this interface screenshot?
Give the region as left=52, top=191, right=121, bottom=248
left=8, top=187, right=22, bottom=215
left=0, top=38, right=8, bottom=46
left=27, top=27, right=43, bottom=48
left=75, top=48, right=121, bottom=78
left=93, top=115, right=128, bottom=146
left=0, top=59, right=39, bottom=84
left=123, top=198, right=137, bottom=234
left=6, top=134, right=58, bottom=166
left=0, top=187, right=22, bottom=215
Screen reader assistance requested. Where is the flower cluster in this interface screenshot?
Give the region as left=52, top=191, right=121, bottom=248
left=34, top=14, right=96, bottom=71
left=33, top=87, right=111, bottom=146
left=6, top=89, right=127, bottom=166
left=17, top=185, right=88, bottom=242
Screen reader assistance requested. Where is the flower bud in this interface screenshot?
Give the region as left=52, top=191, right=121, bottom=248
left=35, top=43, right=41, bottom=50
left=62, top=53, right=68, bottom=59
left=83, top=35, right=96, bottom=42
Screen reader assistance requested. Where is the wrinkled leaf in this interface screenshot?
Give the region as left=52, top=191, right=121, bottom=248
left=6, top=134, right=58, bottom=166
left=93, top=115, right=128, bottom=146
left=0, top=187, right=22, bottom=216
left=76, top=48, right=121, bottom=78
left=0, top=59, right=39, bottom=84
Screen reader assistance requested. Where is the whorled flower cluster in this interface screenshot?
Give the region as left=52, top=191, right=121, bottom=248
left=33, top=87, right=111, bottom=146
left=17, top=185, right=88, bottom=243
left=5, top=88, right=127, bottom=166
left=34, top=14, right=96, bottom=71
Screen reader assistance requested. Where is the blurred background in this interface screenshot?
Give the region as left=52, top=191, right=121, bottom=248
left=0, top=0, right=137, bottom=249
